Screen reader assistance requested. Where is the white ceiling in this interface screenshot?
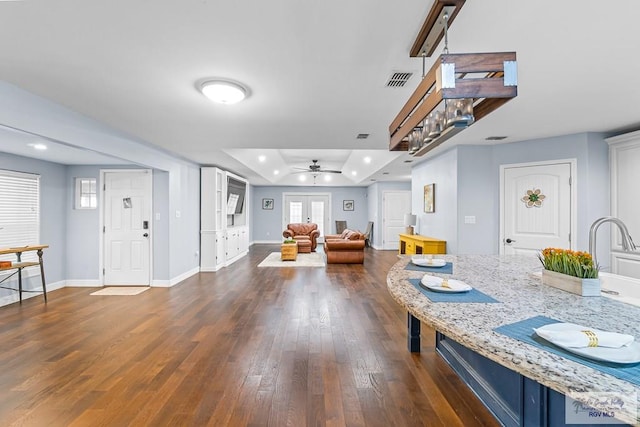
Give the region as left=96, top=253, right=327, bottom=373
left=1, top=0, right=639, bottom=185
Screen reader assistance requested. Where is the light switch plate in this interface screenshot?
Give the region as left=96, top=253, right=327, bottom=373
left=464, top=216, right=476, bottom=224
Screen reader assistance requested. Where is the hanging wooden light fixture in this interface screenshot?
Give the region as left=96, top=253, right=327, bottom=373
left=389, top=1, right=517, bottom=157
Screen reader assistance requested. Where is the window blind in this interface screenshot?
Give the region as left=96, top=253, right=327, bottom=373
left=0, top=170, right=40, bottom=262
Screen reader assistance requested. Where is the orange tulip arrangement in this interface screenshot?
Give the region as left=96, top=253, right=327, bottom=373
left=538, top=248, right=599, bottom=279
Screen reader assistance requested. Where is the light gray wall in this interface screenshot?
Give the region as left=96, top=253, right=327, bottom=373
left=251, top=186, right=370, bottom=242
left=65, top=166, right=101, bottom=281
left=153, top=170, right=170, bottom=280
left=0, top=153, right=67, bottom=297
left=410, top=132, right=610, bottom=257
left=412, top=148, right=459, bottom=253
left=457, top=146, right=496, bottom=254
left=1, top=81, right=200, bottom=284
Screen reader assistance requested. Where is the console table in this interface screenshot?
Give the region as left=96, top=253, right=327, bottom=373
left=398, top=234, right=446, bottom=255
left=0, top=245, right=49, bottom=303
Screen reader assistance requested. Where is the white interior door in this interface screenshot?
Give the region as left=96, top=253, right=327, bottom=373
left=283, top=193, right=330, bottom=238
left=383, top=191, right=411, bottom=250
left=501, top=162, right=573, bottom=255
left=103, top=170, right=152, bottom=286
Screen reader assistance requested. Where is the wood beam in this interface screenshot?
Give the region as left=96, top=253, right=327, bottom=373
left=410, top=0, right=466, bottom=58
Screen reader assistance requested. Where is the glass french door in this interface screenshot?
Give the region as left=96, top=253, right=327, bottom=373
left=283, top=193, right=330, bottom=239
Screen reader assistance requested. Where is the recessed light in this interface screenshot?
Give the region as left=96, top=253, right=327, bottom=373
left=364, top=156, right=371, bottom=164
left=273, top=170, right=279, bottom=175
left=299, top=175, right=307, bottom=182
left=351, top=171, right=357, bottom=176
left=29, top=143, right=47, bottom=150
left=199, top=79, right=248, bottom=104
left=258, top=155, right=266, bottom=162
left=324, top=175, right=332, bottom=182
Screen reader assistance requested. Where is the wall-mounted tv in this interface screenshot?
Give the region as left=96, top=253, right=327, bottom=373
left=227, top=177, right=246, bottom=215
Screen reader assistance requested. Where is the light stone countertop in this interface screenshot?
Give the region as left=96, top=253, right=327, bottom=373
left=387, top=254, right=640, bottom=426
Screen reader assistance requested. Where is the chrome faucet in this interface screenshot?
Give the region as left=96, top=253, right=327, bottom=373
left=589, top=217, right=637, bottom=267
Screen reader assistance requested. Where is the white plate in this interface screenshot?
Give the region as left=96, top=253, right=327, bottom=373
left=420, top=275, right=471, bottom=293
left=411, top=257, right=446, bottom=267
left=534, top=323, right=640, bottom=364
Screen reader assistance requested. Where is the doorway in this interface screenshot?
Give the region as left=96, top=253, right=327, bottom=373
left=283, top=193, right=331, bottom=238
left=382, top=190, right=411, bottom=250
left=500, top=160, right=575, bottom=255
left=101, top=169, right=152, bottom=286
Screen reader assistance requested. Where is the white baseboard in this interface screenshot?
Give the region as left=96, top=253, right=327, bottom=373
left=65, top=280, right=102, bottom=287
left=252, top=240, right=282, bottom=244
left=152, top=266, right=200, bottom=287
left=0, top=279, right=65, bottom=308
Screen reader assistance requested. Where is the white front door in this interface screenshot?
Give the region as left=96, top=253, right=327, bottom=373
left=283, top=193, right=330, bottom=239
left=501, top=161, right=573, bottom=255
left=382, top=191, right=411, bottom=250
left=103, top=170, right=152, bottom=285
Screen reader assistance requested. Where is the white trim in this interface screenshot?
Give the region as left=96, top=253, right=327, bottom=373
left=499, top=158, right=577, bottom=255
left=252, top=239, right=282, bottom=244
left=152, top=266, right=200, bottom=287
left=65, top=280, right=102, bottom=287
left=99, top=169, right=153, bottom=286
left=0, top=279, right=64, bottom=308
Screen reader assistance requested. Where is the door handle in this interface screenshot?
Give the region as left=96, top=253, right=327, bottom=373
left=143, top=233, right=149, bottom=237
left=505, top=238, right=516, bottom=244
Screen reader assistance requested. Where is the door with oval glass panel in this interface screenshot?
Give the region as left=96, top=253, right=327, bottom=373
left=501, top=161, right=574, bottom=255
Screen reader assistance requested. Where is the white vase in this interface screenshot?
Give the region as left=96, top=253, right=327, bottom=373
left=541, top=269, right=601, bottom=297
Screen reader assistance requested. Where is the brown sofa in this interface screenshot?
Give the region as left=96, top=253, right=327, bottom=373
left=283, top=223, right=320, bottom=252
left=324, top=229, right=366, bottom=264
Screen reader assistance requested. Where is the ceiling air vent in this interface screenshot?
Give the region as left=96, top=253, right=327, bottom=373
left=356, top=133, right=369, bottom=139
left=485, top=136, right=508, bottom=141
left=386, top=72, right=413, bottom=88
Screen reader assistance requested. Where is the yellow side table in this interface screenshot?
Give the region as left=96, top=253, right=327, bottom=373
left=281, top=242, right=298, bottom=261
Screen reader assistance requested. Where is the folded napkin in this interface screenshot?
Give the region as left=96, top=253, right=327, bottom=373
left=534, top=323, right=635, bottom=348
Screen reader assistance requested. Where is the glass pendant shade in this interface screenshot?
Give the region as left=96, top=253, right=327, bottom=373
left=408, top=129, right=422, bottom=154
left=427, top=111, right=444, bottom=138
left=445, top=98, right=475, bottom=127
left=422, top=119, right=433, bottom=145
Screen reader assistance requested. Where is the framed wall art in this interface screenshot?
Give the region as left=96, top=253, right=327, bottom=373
left=262, top=198, right=274, bottom=210
left=424, top=183, right=435, bottom=213
left=343, top=200, right=354, bottom=211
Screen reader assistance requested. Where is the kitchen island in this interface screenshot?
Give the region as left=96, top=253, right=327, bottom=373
left=387, top=255, right=639, bottom=426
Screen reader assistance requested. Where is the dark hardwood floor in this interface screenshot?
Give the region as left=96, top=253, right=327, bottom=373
left=0, top=245, right=499, bottom=426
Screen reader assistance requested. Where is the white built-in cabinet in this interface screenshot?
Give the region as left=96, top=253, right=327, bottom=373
left=607, top=131, right=640, bottom=279
left=200, top=167, right=249, bottom=271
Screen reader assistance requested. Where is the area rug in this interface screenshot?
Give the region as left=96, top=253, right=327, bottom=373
left=90, top=287, right=150, bottom=296
left=258, top=252, right=325, bottom=267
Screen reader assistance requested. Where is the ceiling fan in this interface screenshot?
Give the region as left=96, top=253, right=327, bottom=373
left=293, top=159, right=342, bottom=174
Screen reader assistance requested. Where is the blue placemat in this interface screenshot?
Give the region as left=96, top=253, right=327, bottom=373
left=408, top=278, right=499, bottom=303
left=404, top=261, right=453, bottom=274
left=495, top=315, right=640, bottom=387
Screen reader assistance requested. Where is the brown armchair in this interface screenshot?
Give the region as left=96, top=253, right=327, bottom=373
left=283, top=223, right=320, bottom=252
left=324, top=229, right=366, bottom=264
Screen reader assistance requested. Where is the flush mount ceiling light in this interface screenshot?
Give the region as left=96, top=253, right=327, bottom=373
left=199, top=79, right=248, bottom=105
left=28, top=143, right=47, bottom=150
